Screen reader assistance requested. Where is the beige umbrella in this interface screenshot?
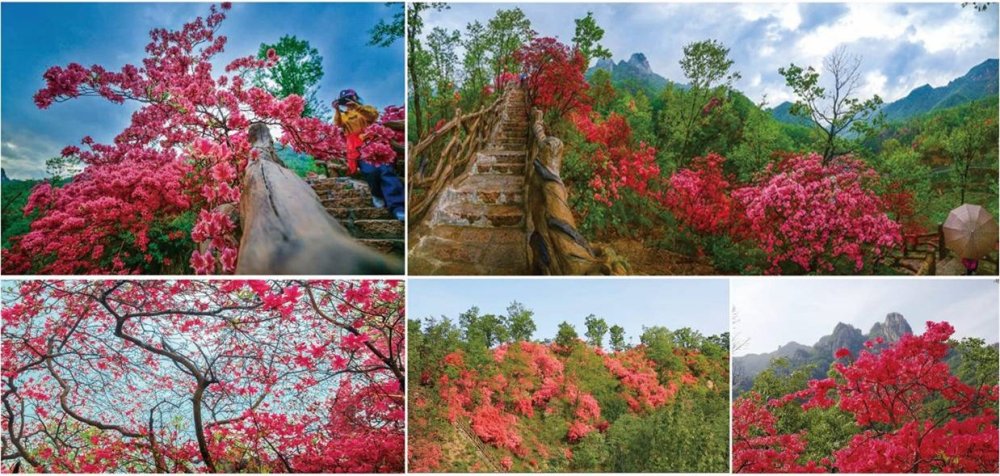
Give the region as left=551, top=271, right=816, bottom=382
left=942, top=204, right=999, bottom=259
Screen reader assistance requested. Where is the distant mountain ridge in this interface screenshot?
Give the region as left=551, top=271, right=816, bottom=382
left=733, top=312, right=914, bottom=393
left=770, top=58, right=999, bottom=125
left=883, top=58, right=998, bottom=121
left=587, top=52, right=671, bottom=92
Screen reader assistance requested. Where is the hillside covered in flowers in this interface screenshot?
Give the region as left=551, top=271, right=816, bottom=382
left=408, top=304, right=729, bottom=472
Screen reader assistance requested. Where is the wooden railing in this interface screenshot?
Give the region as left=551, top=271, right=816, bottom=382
left=524, top=109, right=627, bottom=275
left=407, top=86, right=512, bottom=224
left=235, top=123, right=403, bottom=274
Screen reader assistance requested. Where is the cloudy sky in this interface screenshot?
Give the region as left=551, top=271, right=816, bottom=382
left=423, top=2, right=997, bottom=105
left=1, top=2, right=404, bottom=179
left=409, top=278, right=729, bottom=347
left=732, top=279, right=1000, bottom=356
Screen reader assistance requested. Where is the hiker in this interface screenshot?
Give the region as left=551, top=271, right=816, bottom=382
left=334, top=89, right=405, bottom=221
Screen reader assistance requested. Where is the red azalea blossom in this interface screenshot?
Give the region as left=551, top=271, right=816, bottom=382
left=1, top=280, right=405, bottom=472
left=734, top=321, right=999, bottom=473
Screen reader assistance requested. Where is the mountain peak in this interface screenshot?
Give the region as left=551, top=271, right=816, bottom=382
left=585, top=51, right=668, bottom=93
left=593, top=58, right=615, bottom=71
left=625, top=52, right=651, bottom=74
left=869, top=312, right=913, bottom=343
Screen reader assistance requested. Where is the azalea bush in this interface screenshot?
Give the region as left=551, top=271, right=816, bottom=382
left=664, top=153, right=902, bottom=274
left=1, top=279, right=405, bottom=473
left=2, top=4, right=401, bottom=275
left=733, top=321, right=999, bottom=473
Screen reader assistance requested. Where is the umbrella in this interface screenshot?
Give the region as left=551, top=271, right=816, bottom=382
left=942, top=204, right=999, bottom=259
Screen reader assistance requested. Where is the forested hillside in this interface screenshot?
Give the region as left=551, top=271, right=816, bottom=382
left=408, top=304, right=729, bottom=472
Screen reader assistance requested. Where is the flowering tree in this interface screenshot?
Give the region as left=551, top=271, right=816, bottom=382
left=3, top=4, right=400, bottom=275
left=664, top=153, right=902, bottom=273
left=1, top=279, right=405, bottom=473
left=734, top=321, right=999, bottom=473
left=513, top=37, right=590, bottom=120
left=571, top=112, right=661, bottom=207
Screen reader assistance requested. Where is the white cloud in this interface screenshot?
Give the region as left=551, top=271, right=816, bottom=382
left=736, top=3, right=802, bottom=31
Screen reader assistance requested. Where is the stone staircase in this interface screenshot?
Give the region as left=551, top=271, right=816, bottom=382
left=309, top=177, right=404, bottom=258
left=409, top=86, right=531, bottom=275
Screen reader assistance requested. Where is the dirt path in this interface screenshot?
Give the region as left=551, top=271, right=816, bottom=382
left=608, top=238, right=717, bottom=275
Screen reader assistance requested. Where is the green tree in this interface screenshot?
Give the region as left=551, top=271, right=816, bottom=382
left=409, top=316, right=462, bottom=381
left=640, top=327, right=684, bottom=374
left=729, top=96, right=790, bottom=180
left=675, top=39, right=741, bottom=162
left=399, top=3, right=449, bottom=139
left=748, top=358, right=858, bottom=461
left=954, top=337, right=1000, bottom=389
left=425, top=27, right=461, bottom=95
left=253, top=36, right=327, bottom=119
left=572, top=11, right=611, bottom=65
left=571, top=432, right=610, bottom=471
left=609, top=325, right=626, bottom=352
left=485, top=8, right=534, bottom=82
left=367, top=2, right=404, bottom=47
left=671, top=327, right=704, bottom=349
left=875, top=140, right=935, bottom=222
left=583, top=314, right=609, bottom=348
left=555, top=321, right=580, bottom=349
left=460, top=20, right=491, bottom=108
left=944, top=110, right=998, bottom=205
left=459, top=306, right=508, bottom=349
left=505, top=301, right=536, bottom=341
left=779, top=46, right=883, bottom=163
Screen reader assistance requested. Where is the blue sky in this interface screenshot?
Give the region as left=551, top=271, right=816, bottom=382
left=408, top=278, right=729, bottom=347
left=732, top=279, right=1000, bottom=356
left=1, top=2, right=404, bottom=179
left=423, top=2, right=998, bottom=106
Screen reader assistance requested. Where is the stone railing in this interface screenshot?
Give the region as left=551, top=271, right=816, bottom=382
left=523, top=109, right=627, bottom=275
left=235, top=123, right=403, bottom=274
left=407, top=85, right=514, bottom=224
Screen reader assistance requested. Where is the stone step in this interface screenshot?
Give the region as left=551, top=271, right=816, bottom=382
left=500, top=130, right=527, bottom=137
left=493, top=142, right=528, bottom=154
left=471, top=151, right=525, bottom=175
left=360, top=238, right=404, bottom=256
left=326, top=206, right=395, bottom=221
left=322, top=196, right=371, bottom=209
left=483, top=150, right=528, bottom=163
left=353, top=219, right=405, bottom=239
left=473, top=162, right=525, bottom=175
left=314, top=189, right=369, bottom=202
left=434, top=203, right=524, bottom=228
left=408, top=225, right=527, bottom=275
left=446, top=175, right=525, bottom=205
